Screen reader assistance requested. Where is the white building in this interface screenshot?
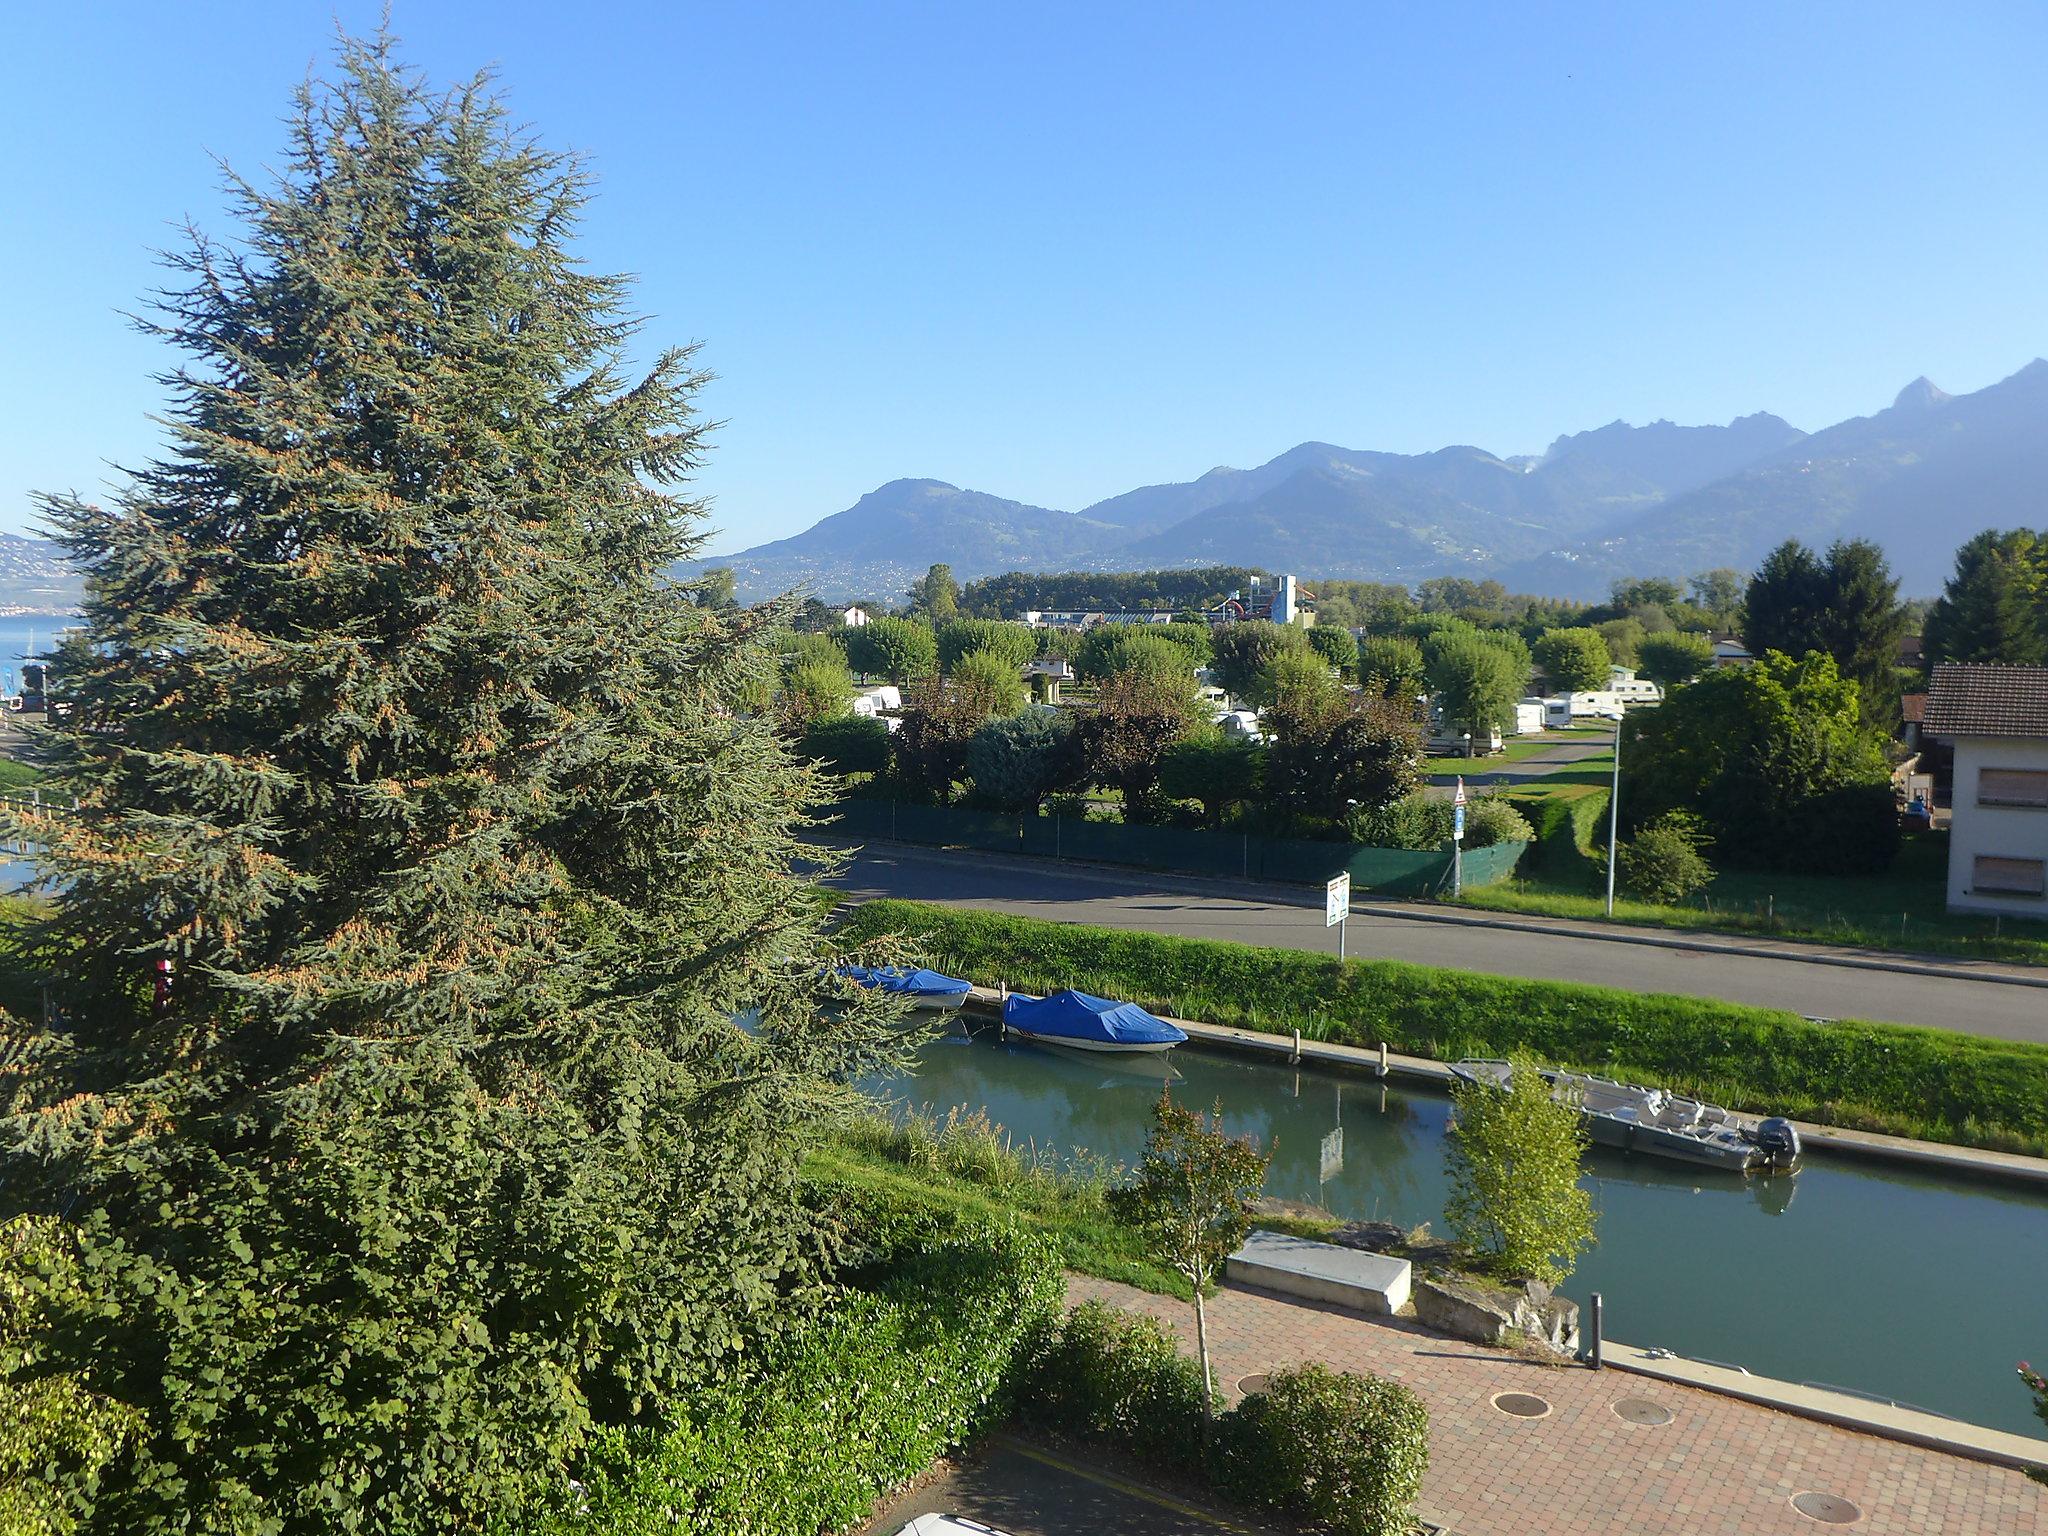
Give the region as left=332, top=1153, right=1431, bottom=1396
left=840, top=606, right=871, bottom=627
left=1924, top=663, right=2048, bottom=915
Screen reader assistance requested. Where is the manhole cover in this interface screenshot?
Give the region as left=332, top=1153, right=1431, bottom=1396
left=1612, top=1397, right=1674, bottom=1426
left=1791, top=1492, right=1863, bottom=1525
left=1236, top=1373, right=1270, bottom=1395
left=1490, top=1391, right=1552, bottom=1418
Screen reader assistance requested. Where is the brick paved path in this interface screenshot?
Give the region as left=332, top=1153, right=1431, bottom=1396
left=1067, top=1276, right=2048, bottom=1536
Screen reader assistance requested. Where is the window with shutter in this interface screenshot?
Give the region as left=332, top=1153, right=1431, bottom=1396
left=1977, top=768, right=2048, bottom=808
left=1972, top=855, right=2047, bottom=896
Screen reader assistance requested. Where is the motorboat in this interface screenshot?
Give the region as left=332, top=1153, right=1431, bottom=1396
left=1001, top=989, right=1187, bottom=1054
left=1449, top=1058, right=1800, bottom=1174
left=835, top=964, right=975, bottom=1011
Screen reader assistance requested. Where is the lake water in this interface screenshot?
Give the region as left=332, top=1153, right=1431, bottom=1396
left=0, top=612, right=79, bottom=696
left=878, top=1023, right=2048, bottom=1440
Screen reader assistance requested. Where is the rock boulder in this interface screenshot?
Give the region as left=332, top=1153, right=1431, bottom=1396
left=1411, top=1272, right=1580, bottom=1356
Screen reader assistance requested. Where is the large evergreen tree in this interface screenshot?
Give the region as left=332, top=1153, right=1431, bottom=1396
left=1743, top=538, right=1905, bottom=722
left=1742, top=539, right=1831, bottom=659
left=1, top=38, right=908, bottom=1532
left=1923, top=529, right=2047, bottom=667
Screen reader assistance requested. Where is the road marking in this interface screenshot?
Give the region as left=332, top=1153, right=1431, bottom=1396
left=994, top=1435, right=1257, bottom=1532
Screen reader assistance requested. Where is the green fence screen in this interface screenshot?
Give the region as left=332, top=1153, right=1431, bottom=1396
left=822, top=800, right=1525, bottom=895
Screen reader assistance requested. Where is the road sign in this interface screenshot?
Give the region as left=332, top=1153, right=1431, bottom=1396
left=1453, top=776, right=1468, bottom=806
left=1325, top=872, right=1351, bottom=927
left=1453, top=803, right=1466, bottom=842
left=1319, top=1126, right=1344, bottom=1182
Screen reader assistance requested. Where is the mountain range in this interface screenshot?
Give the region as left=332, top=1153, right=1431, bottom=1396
left=713, top=360, right=2048, bottom=603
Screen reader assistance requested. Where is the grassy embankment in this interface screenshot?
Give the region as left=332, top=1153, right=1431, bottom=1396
left=1471, top=784, right=2048, bottom=966
left=809, top=1108, right=1186, bottom=1297
left=838, top=897, right=2048, bottom=1157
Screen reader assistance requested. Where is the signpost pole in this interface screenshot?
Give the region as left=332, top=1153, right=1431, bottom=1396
left=1605, top=708, right=1624, bottom=918
left=1451, top=777, right=1467, bottom=898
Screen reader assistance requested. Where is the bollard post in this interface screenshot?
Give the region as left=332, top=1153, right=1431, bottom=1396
left=1291, top=1028, right=1301, bottom=1064
left=1377, top=1041, right=1388, bottom=1079
left=1588, top=1292, right=1603, bottom=1369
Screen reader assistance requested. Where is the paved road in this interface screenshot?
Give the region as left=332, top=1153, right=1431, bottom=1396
left=1422, top=731, right=1613, bottom=791
left=823, top=842, right=2048, bottom=1043
left=861, top=1436, right=1290, bottom=1536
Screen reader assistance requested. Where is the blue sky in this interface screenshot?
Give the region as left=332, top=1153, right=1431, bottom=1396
left=4, top=3, right=2044, bottom=552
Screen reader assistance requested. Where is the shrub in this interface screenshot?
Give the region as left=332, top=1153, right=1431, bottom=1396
left=779, top=658, right=854, bottom=727
left=552, top=1227, right=1062, bottom=1536
left=1016, top=1301, right=1210, bottom=1471
left=800, top=715, right=890, bottom=776
left=1158, top=731, right=1263, bottom=827
left=1212, top=1364, right=1429, bottom=1536
left=1348, top=791, right=1531, bottom=851
left=1017, top=1306, right=1429, bottom=1536
left=1617, top=813, right=1713, bottom=903
left=966, top=708, right=1078, bottom=813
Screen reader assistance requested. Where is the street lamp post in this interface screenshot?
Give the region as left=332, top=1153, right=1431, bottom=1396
left=1462, top=729, right=1472, bottom=762
left=1604, top=706, right=1624, bottom=918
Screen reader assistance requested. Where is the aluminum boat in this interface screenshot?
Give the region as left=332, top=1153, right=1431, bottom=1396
left=1449, top=1058, right=1800, bottom=1173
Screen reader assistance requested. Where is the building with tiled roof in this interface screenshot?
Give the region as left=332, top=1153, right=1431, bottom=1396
left=1922, top=664, right=2048, bottom=914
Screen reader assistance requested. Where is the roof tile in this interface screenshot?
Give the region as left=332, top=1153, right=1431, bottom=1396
left=1922, top=663, right=2048, bottom=738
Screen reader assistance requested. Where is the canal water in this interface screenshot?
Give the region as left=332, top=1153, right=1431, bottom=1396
left=878, top=1023, right=2048, bottom=1441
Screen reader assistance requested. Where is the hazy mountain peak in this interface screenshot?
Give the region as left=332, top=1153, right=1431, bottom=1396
left=1891, top=376, right=1951, bottom=412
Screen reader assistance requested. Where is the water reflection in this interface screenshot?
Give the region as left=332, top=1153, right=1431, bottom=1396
left=871, top=1023, right=2048, bottom=1440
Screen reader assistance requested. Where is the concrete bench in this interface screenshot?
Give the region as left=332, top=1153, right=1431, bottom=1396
left=1226, top=1229, right=1412, bottom=1315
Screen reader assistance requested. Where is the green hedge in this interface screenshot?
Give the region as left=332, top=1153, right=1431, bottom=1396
left=540, top=1224, right=1062, bottom=1535
left=1017, top=1302, right=1428, bottom=1536
left=1017, top=1300, right=1209, bottom=1470
left=838, top=898, right=2048, bottom=1154
left=1508, top=786, right=1608, bottom=885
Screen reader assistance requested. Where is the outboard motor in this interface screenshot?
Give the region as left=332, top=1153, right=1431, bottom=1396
left=1751, top=1117, right=1801, bottom=1169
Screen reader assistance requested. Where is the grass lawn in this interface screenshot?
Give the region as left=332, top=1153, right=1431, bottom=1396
left=1424, top=728, right=1613, bottom=769
left=1459, top=827, right=2048, bottom=967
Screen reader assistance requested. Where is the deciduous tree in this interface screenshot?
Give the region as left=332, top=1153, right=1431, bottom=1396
left=1532, top=627, right=1613, bottom=693
left=1110, top=1095, right=1271, bottom=1420
left=1158, top=731, right=1264, bottom=828
left=1636, top=630, right=1714, bottom=687
left=1210, top=619, right=1309, bottom=702
left=1624, top=650, right=1896, bottom=873
left=846, top=614, right=939, bottom=683
left=907, top=562, right=960, bottom=622
left=1444, top=1055, right=1596, bottom=1285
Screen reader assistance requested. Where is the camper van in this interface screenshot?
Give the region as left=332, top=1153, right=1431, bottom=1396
left=1543, top=691, right=1625, bottom=727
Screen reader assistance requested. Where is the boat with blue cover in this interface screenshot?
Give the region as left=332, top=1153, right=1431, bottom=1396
left=837, top=965, right=975, bottom=1011
left=1001, top=989, right=1187, bottom=1054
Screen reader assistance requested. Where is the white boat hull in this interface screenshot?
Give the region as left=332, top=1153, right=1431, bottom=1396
left=906, top=991, right=971, bottom=1011
left=1007, top=1027, right=1179, bottom=1055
